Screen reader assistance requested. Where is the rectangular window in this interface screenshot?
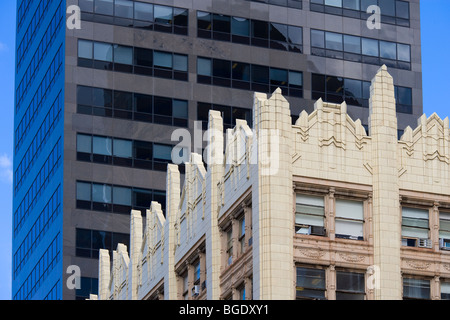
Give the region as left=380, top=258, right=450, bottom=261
left=395, top=86, right=413, bottom=114
left=134, top=2, right=153, bottom=22
left=226, top=228, right=233, bottom=265
left=401, top=207, right=430, bottom=247
left=95, top=0, right=113, bottom=15
left=113, top=45, right=133, bottom=65
left=239, top=217, right=245, bottom=253
left=77, top=134, right=92, bottom=154
left=197, top=57, right=212, bottom=76
left=325, top=32, right=343, bottom=51
left=295, top=194, right=325, bottom=235
left=154, top=5, right=172, bottom=26
left=154, top=51, right=172, bottom=69
left=114, top=0, right=133, bottom=19
left=311, top=30, right=325, bottom=48
left=343, top=0, right=359, bottom=10
left=76, top=182, right=91, bottom=202
left=78, top=40, right=93, bottom=59
left=336, top=271, right=365, bottom=300
left=439, top=212, right=450, bottom=250
left=343, top=35, right=361, bottom=54
left=232, top=17, right=250, bottom=37
left=93, top=42, right=113, bottom=62
left=403, top=278, right=430, bottom=300
left=441, top=282, right=450, bottom=300
left=194, top=261, right=201, bottom=285
left=361, top=38, right=379, bottom=57
left=113, top=139, right=132, bottom=158
left=380, top=41, right=397, bottom=60
left=296, top=267, right=326, bottom=300
left=335, top=199, right=364, bottom=240
left=93, top=136, right=112, bottom=156
left=92, top=183, right=112, bottom=204
left=113, top=186, right=132, bottom=206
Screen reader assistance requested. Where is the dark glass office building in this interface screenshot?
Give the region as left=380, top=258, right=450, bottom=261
left=13, top=0, right=422, bottom=299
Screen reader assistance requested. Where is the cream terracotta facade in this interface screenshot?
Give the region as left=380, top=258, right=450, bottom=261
left=90, top=66, right=450, bottom=300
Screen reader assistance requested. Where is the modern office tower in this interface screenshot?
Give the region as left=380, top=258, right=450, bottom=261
left=12, top=0, right=422, bottom=300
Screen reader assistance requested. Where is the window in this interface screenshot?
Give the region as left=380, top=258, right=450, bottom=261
left=311, top=30, right=325, bottom=48
left=78, top=40, right=93, bottom=59
left=232, top=17, right=250, bottom=37
left=182, top=272, right=189, bottom=300
left=113, top=45, right=133, bottom=65
left=77, top=134, right=92, bottom=154
left=113, top=139, right=132, bottom=159
left=325, top=32, right=343, bottom=51
left=197, top=57, right=302, bottom=97
left=239, top=217, right=246, bottom=254
left=310, top=29, right=411, bottom=70
left=439, top=212, right=450, bottom=250
left=296, top=267, right=326, bottom=300
left=78, top=40, right=188, bottom=80
left=295, top=194, right=325, bottom=236
left=361, top=38, right=378, bottom=57
left=194, top=261, right=201, bottom=285
left=403, top=278, right=430, bottom=300
left=343, top=35, right=361, bottom=54
left=76, top=277, right=98, bottom=300
left=114, top=0, right=133, bottom=19
left=397, top=44, right=411, bottom=62
left=335, top=199, right=364, bottom=240
left=76, top=181, right=164, bottom=214
left=198, top=57, right=212, bottom=77
left=380, top=41, right=397, bottom=60
left=343, top=0, right=359, bottom=10
left=77, top=85, right=188, bottom=126
left=95, top=0, right=113, bottom=15
left=401, top=207, right=430, bottom=247
left=76, top=228, right=129, bottom=259
left=113, top=186, right=132, bottom=207
left=441, top=282, right=450, bottom=300
left=336, top=271, right=365, bottom=300
left=134, top=2, right=153, bottom=22
left=93, top=136, right=112, bottom=160
left=154, top=5, right=172, bottom=26
left=226, top=228, right=233, bottom=265
left=239, top=285, right=246, bottom=300
left=395, top=86, right=413, bottom=114
left=313, top=72, right=412, bottom=111
left=94, top=42, right=113, bottom=62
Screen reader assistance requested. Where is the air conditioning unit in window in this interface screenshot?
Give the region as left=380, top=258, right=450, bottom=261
left=440, top=238, right=450, bottom=250
left=192, top=285, right=200, bottom=297
left=309, top=226, right=326, bottom=237
left=418, top=238, right=432, bottom=248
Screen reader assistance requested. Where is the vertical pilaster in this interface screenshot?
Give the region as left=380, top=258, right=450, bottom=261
left=206, top=110, right=224, bottom=300
left=165, top=164, right=180, bottom=300
left=129, top=210, right=143, bottom=300
left=255, top=88, right=294, bottom=299
left=369, top=65, right=402, bottom=300
left=98, top=249, right=110, bottom=300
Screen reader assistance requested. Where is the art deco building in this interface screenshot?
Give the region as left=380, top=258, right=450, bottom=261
left=91, top=66, right=450, bottom=300
left=13, top=0, right=422, bottom=299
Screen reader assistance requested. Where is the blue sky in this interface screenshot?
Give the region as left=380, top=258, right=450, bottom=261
left=0, top=1, right=448, bottom=300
